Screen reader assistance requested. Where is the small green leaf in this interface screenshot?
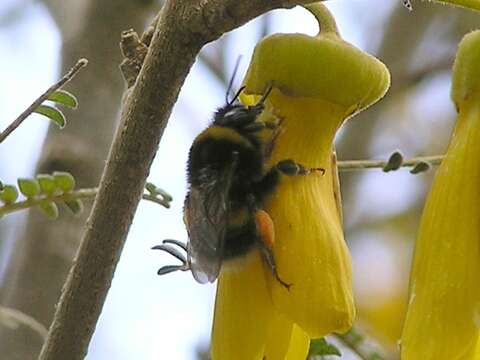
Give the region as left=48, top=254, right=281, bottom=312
left=37, top=174, right=56, bottom=194
left=53, top=172, right=75, bottom=192
left=410, top=161, right=431, bottom=174
left=367, top=353, right=384, bottom=360
left=39, top=200, right=59, bottom=219
left=0, top=185, right=18, bottom=204
left=145, top=182, right=157, bottom=194
left=64, top=199, right=84, bottom=215
left=17, top=178, right=40, bottom=198
left=145, top=182, right=172, bottom=202
left=34, top=105, right=66, bottom=128
left=308, top=338, right=341, bottom=357
left=383, top=151, right=404, bottom=172
left=47, top=90, right=78, bottom=109
left=344, top=329, right=363, bottom=345
left=157, top=187, right=173, bottom=202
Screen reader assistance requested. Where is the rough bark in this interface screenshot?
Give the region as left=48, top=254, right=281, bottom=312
left=0, top=1, right=155, bottom=359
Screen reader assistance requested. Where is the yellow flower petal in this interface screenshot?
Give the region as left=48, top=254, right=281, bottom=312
left=284, top=325, right=310, bottom=360
left=241, top=3, right=389, bottom=338
left=401, top=31, right=480, bottom=360
left=452, top=31, right=480, bottom=106
left=244, top=4, right=390, bottom=115
left=461, top=335, right=480, bottom=360
left=263, top=91, right=355, bottom=337
left=401, top=99, right=480, bottom=360
left=263, top=312, right=310, bottom=360
left=211, top=251, right=273, bottom=360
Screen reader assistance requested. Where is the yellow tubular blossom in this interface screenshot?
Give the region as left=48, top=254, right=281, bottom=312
left=262, top=94, right=354, bottom=336
left=283, top=325, right=311, bottom=359
left=263, top=313, right=310, bottom=360
left=212, top=252, right=273, bottom=360
left=243, top=3, right=390, bottom=338
left=212, top=3, right=390, bottom=358
left=401, top=30, right=480, bottom=360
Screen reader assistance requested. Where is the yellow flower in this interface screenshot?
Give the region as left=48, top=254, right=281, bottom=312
left=401, top=30, right=480, bottom=360
left=211, top=4, right=390, bottom=359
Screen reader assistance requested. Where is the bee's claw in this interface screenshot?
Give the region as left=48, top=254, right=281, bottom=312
left=152, top=244, right=187, bottom=264
left=308, top=167, right=326, bottom=175
left=157, top=264, right=189, bottom=276
left=275, top=274, right=292, bottom=291
left=153, top=239, right=192, bottom=277
left=162, top=239, right=188, bottom=251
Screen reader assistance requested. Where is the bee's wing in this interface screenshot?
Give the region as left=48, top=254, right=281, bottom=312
left=184, top=164, right=235, bottom=283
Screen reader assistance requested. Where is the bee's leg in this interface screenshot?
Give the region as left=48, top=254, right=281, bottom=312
left=243, top=122, right=267, bottom=132
left=275, top=159, right=325, bottom=176
left=259, top=242, right=292, bottom=290
left=253, top=159, right=325, bottom=203
left=162, top=239, right=187, bottom=251
left=243, top=117, right=281, bottom=133
left=254, top=208, right=291, bottom=290
left=152, top=239, right=190, bottom=275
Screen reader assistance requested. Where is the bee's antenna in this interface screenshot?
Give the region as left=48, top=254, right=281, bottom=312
left=257, top=83, right=274, bottom=105
left=225, top=55, right=243, bottom=105
left=228, top=86, right=246, bottom=106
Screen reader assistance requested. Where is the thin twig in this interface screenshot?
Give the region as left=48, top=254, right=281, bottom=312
left=338, top=155, right=443, bottom=171
left=0, top=188, right=170, bottom=216
left=1, top=154, right=443, bottom=217
left=0, top=305, right=48, bottom=341
left=0, top=58, right=88, bottom=143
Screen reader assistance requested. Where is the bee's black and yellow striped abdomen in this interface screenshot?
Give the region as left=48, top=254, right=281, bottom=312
left=187, top=124, right=267, bottom=259
left=188, top=125, right=264, bottom=196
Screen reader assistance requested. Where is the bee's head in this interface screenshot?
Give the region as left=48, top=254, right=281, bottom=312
left=213, top=84, right=272, bottom=129
left=213, top=103, right=263, bottom=128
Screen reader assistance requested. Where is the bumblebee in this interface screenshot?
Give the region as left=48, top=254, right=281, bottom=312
left=154, top=86, right=324, bottom=288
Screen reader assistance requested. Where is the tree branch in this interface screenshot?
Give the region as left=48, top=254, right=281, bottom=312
left=0, top=59, right=88, bottom=143
left=38, top=1, right=318, bottom=359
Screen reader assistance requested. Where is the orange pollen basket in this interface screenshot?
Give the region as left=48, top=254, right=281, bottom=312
left=255, top=209, right=275, bottom=249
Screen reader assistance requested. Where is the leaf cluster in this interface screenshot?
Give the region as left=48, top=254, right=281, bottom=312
left=0, top=172, right=81, bottom=219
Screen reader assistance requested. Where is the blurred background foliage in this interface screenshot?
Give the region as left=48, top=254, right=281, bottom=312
left=0, top=0, right=479, bottom=359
